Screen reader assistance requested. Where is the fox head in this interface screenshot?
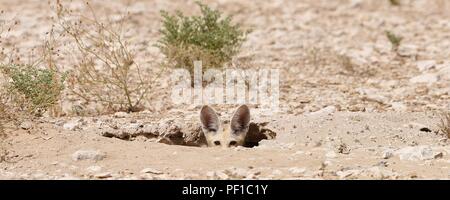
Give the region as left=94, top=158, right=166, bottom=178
left=200, top=105, right=251, bottom=148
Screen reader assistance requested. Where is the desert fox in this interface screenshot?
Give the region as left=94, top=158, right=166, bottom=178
left=200, top=105, right=250, bottom=147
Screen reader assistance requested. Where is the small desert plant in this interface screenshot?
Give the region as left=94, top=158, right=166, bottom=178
left=0, top=64, right=66, bottom=116
left=0, top=95, right=11, bottom=163
left=306, top=47, right=322, bottom=68
left=337, top=54, right=355, bottom=74
left=386, top=31, right=403, bottom=51
left=0, top=10, right=7, bottom=62
left=389, top=0, right=401, bottom=6
left=0, top=121, right=7, bottom=163
left=157, top=2, right=248, bottom=74
left=438, top=112, right=450, bottom=138
left=56, top=1, right=155, bottom=112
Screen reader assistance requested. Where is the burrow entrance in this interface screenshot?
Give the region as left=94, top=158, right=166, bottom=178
left=100, top=119, right=276, bottom=148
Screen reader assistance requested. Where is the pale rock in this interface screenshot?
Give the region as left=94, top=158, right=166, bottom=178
left=337, top=169, right=361, bottom=179
left=391, top=102, right=407, bottom=111
left=358, top=88, right=388, bottom=104
left=20, top=121, right=33, bottom=130
left=141, top=168, right=163, bottom=175
left=101, top=128, right=128, bottom=139
left=72, top=150, right=106, bottom=161
left=225, top=168, right=248, bottom=179
left=63, top=121, right=82, bottom=131
left=366, top=94, right=389, bottom=104
left=113, top=112, right=129, bottom=118
left=86, top=166, right=102, bottom=173
left=409, top=73, right=439, bottom=84
left=416, top=60, right=436, bottom=72
left=215, top=171, right=229, bottom=180
left=438, top=65, right=450, bottom=80
left=288, top=167, right=306, bottom=175
left=395, top=146, right=443, bottom=161
left=307, top=106, right=337, bottom=117
left=363, top=167, right=396, bottom=179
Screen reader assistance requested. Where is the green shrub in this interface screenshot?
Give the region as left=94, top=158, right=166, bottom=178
left=389, top=0, right=401, bottom=6
left=0, top=100, right=7, bottom=163
left=157, top=2, right=248, bottom=73
left=386, top=31, right=403, bottom=51
left=1, top=64, right=66, bottom=116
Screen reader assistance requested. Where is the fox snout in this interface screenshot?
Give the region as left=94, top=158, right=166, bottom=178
left=200, top=105, right=250, bottom=148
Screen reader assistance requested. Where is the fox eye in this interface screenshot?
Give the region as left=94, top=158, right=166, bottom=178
left=214, top=141, right=221, bottom=146
left=229, top=141, right=237, bottom=147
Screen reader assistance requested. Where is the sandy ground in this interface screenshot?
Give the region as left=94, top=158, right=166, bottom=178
left=1, top=0, right=450, bottom=179
left=0, top=111, right=449, bottom=180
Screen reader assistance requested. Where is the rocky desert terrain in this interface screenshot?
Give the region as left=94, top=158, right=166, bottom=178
left=0, top=0, right=449, bottom=180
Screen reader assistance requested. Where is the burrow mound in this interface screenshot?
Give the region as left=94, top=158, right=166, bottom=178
left=99, top=119, right=276, bottom=147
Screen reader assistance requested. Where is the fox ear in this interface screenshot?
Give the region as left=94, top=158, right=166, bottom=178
left=230, top=105, right=250, bottom=132
left=200, top=105, right=220, bottom=132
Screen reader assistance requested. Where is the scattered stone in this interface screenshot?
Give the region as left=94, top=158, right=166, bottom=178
left=215, top=171, right=229, bottom=180
left=288, top=167, right=306, bottom=175
left=336, top=169, right=361, bottom=179
left=395, top=146, right=443, bottom=161
left=363, top=167, right=397, bottom=179
left=408, top=172, right=418, bottom=179
left=101, top=128, right=129, bottom=140
left=419, top=127, right=432, bottom=133
left=72, top=150, right=106, bottom=161
left=141, top=168, right=163, bottom=175
left=366, top=94, right=389, bottom=104
left=20, top=121, right=33, bottom=130
left=63, top=121, right=82, bottom=131
left=416, top=60, right=436, bottom=72
left=307, top=106, right=337, bottom=117
left=391, top=102, right=407, bottom=111
left=375, top=161, right=389, bottom=167
left=86, top=166, right=102, bottom=173
left=245, top=170, right=261, bottom=179
left=94, top=172, right=112, bottom=179
left=438, top=65, right=450, bottom=80
left=224, top=168, right=248, bottom=179
left=409, top=73, right=439, bottom=84
left=114, top=112, right=129, bottom=118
